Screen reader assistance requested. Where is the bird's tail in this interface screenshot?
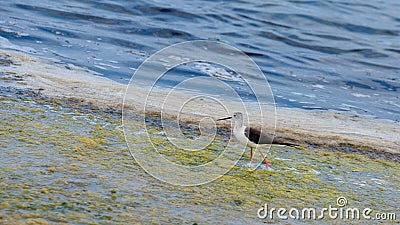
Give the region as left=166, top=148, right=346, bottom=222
left=272, top=137, right=299, bottom=147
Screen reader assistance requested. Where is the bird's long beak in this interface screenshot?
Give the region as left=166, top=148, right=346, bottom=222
left=217, top=116, right=232, bottom=121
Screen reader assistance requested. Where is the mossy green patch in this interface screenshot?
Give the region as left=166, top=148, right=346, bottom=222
left=0, top=88, right=399, bottom=224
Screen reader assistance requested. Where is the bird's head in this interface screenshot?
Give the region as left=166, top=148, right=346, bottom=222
left=217, top=112, right=243, bottom=123
left=232, top=112, right=243, bottom=121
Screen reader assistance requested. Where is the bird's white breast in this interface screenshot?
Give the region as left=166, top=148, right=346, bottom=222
left=233, top=126, right=258, bottom=148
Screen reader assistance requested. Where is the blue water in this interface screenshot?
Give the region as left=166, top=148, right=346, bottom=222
left=0, top=0, right=399, bottom=121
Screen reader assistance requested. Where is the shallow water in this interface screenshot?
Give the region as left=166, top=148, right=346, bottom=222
left=0, top=0, right=399, bottom=121
left=0, top=88, right=399, bottom=224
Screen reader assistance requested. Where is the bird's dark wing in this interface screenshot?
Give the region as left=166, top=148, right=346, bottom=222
left=244, top=127, right=274, bottom=144
left=245, top=127, right=299, bottom=146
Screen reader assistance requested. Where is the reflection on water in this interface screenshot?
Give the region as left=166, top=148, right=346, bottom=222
left=0, top=0, right=399, bottom=121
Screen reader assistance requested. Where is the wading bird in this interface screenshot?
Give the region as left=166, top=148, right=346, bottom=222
left=217, top=112, right=295, bottom=168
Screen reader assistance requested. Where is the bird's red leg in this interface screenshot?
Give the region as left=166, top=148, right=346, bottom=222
left=250, top=147, right=253, bottom=167
left=257, top=147, right=269, bottom=169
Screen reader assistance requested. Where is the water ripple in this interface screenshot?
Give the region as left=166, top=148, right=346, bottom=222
left=15, top=4, right=129, bottom=25
left=260, top=31, right=348, bottom=54
left=137, top=5, right=204, bottom=20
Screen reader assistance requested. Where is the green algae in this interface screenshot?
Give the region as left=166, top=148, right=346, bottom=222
left=0, top=88, right=399, bottom=224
